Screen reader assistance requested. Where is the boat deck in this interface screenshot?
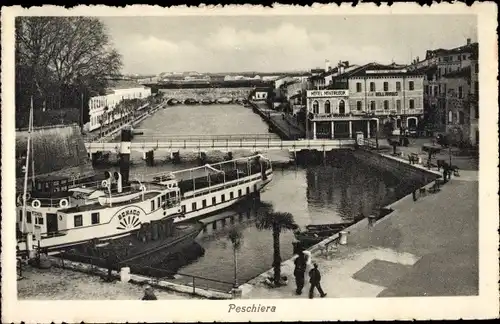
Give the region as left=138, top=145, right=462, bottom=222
left=176, top=165, right=267, bottom=195
left=60, top=191, right=161, bottom=213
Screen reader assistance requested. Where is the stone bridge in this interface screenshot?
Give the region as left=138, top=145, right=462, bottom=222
left=158, top=87, right=254, bottom=104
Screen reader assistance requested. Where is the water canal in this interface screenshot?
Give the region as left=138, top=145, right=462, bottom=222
left=95, top=103, right=415, bottom=291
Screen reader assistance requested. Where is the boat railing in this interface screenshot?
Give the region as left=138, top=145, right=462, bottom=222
left=21, top=197, right=70, bottom=209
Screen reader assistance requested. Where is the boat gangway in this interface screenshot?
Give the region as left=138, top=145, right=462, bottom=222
left=84, top=134, right=357, bottom=154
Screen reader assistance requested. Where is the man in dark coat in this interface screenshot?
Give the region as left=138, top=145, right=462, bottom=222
left=293, top=252, right=307, bottom=295
left=309, top=263, right=327, bottom=299
left=141, top=285, right=158, bottom=300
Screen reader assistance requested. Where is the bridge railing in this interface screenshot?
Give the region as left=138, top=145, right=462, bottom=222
left=86, top=138, right=357, bottom=152
left=118, top=133, right=279, bottom=142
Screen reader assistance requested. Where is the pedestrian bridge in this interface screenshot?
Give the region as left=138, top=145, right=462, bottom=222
left=84, top=134, right=357, bottom=154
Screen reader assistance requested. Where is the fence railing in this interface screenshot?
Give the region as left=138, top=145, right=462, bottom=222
left=56, top=251, right=235, bottom=294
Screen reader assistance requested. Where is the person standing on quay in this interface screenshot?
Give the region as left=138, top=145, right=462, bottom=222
left=141, top=285, right=157, bottom=300
left=308, top=263, right=327, bottom=299
left=293, top=251, right=307, bottom=295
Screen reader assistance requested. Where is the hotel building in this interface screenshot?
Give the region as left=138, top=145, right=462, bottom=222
left=306, top=63, right=425, bottom=139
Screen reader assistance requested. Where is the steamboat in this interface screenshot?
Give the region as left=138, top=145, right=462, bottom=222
left=17, top=122, right=273, bottom=255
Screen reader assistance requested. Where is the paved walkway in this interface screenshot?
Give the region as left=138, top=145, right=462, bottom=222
left=254, top=103, right=305, bottom=140
left=243, top=172, right=478, bottom=299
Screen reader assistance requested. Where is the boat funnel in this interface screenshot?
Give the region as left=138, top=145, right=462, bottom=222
left=114, top=171, right=123, bottom=193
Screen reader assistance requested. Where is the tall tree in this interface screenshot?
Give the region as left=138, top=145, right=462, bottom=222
left=16, top=16, right=122, bottom=126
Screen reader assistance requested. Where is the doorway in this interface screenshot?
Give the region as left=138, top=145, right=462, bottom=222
left=46, top=213, right=58, bottom=234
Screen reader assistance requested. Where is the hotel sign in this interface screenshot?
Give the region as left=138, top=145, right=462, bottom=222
left=307, top=90, right=349, bottom=98
left=374, top=92, right=399, bottom=97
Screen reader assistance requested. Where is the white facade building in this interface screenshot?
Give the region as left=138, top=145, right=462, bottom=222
left=88, top=87, right=152, bottom=131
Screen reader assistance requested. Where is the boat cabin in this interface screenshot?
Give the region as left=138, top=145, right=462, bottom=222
left=31, top=175, right=71, bottom=199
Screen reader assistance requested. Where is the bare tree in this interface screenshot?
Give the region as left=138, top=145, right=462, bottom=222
left=16, top=17, right=122, bottom=125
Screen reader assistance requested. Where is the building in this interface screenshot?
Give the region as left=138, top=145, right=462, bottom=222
left=409, top=39, right=478, bottom=133
left=442, top=67, right=471, bottom=143
left=469, top=51, right=479, bottom=146
left=251, top=87, right=271, bottom=101
left=88, top=86, right=151, bottom=131
left=305, top=63, right=425, bottom=139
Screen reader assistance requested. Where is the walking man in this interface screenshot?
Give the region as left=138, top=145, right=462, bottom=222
left=293, top=252, right=307, bottom=295
left=309, top=263, right=327, bottom=299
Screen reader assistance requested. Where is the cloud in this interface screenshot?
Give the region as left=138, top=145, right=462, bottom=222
left=117, top=23, right=399, bottom=74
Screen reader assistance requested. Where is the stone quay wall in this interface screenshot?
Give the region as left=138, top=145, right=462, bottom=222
left=15, top=124, right=95, bottom=191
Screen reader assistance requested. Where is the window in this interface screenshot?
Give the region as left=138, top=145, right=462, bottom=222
left=324, top=100, right=331, bottom=114
left=312, top=100, right=319, bottom=114
left=356, top=101, right=362, bottom=111
left=356, top=82, right=362, bottom=92
left=36, top=216, right=44, bottom=225
left=91, top=212, right=100, bottom=224
left=246, top=187, right=250, bottom=195
left=181, top=205, right=186, bottom=213
left=212, top=197, right=216, bottom=205
left=409, top=81, right=414, bottom=91
left=192, top=202, right=197, bottom=211
left=384, top=100, right=389, bottom=110
left=396, top=100, right=401, bottom=111
left=74, top=215, right=83, bottom=227
left=396, top=82, right=401, bottom=91
left=230, top=192, right=234, bottom=199
left=383, top=82, right=389, bottom=91
left=434, top=86, right=438, bottom=96
left=409, top=99, right=415, bottom=109
left=238, top=189, right=242, bottom=197
left=459, top=111, right=465, bottom=124
left=221, top=194, right=225, bottom=202
left=370, top=82, right=376, bottom=92
left=202, top=199, right=207, bottom=208
left=151, top=200, right=155, bottom=211
left=27, top=211, right=32, bottom=223
left=458, top=86, right=463, bottom=99
left=339, top=100, right=346, bottom=115
left=424, top=85, right=429, bottom=94
left=448, top=110, right=453, bottom=123
left=370, top=101, right=376, bottom=111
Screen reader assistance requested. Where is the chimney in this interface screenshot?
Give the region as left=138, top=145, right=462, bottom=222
left=325, top=59, right=331, bottom=72
left=119, top=128, right=133, bottom=187
left=467, top=38, right=471, bottom=45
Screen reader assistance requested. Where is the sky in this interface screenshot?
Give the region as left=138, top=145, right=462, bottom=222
left=100, top=15, right=477, bottom=75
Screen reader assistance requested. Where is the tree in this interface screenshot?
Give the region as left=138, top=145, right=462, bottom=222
left=15, top=17, right=122, bottom=126
left=255, top=202, right=298, bottom=287
left=227, top=227, right=243, bottom=288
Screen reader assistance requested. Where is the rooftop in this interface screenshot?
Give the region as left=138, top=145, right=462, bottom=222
left=425, top=42, right=478, bottom=59
left=336, top=62, right=424, bottom=78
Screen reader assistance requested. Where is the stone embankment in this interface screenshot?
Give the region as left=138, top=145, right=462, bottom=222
left=15, top=124, right=95, bottom=191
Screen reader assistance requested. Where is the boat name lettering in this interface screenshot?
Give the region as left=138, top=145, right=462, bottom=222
left=117, top=208, right=141, bottom=220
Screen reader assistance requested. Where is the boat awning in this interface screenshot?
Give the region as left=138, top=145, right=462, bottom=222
left=69, top=188, right=95, bottom=195
left=88, top=190, right=106, bottom=200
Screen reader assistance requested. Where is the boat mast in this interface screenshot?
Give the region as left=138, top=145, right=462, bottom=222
left=21, top=97, right=34, bottom=234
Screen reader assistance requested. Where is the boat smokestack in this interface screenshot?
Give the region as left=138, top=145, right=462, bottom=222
left=120, top=128, right=132, bottom=187
left=114, top=171, right=123, bottom=193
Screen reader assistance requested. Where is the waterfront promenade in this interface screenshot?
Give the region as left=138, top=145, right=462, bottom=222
left=242, top=170, right=478, bottom=298
left=18, top=266, right=198, bottom=300
left=252, top=102, right=305, bottom=140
